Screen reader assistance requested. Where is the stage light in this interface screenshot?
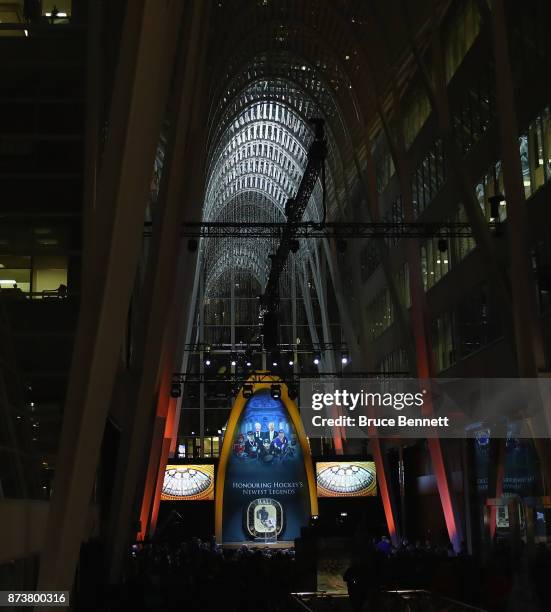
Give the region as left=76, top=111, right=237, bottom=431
left=204, top=351, right=212, bottom=367
left=243, top=383, right=254, bottom=398
left=270, top=384, right=281, bottom=399
left=313, top=354, right=320, bottom=366
left=245, top=349, right=253, bottom=368
left=288, top=357, right=294, bottom=366
left=341, top=351, right=349, bottom=365
left=170, top=382, right=182, bottom=398
left=270, top=351, right=280, bottom=368
left=230, top=353, right=237, bottom=367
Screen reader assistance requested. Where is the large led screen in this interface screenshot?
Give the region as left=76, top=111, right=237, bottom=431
left=221, top=389, right=312, bottom=544
left=161, top=464, right=215, bottom=501
left=316, top=461, right=377, bottom=497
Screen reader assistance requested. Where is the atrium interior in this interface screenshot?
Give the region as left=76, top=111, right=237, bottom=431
left=1, top=1, right=551, bottom=610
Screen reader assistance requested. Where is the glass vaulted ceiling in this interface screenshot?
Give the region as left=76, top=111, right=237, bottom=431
left=203, top=55, right=344, bottom=297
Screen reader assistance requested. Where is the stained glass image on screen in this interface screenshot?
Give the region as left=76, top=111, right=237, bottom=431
left=161, top=465, right=215, bottom=501
left=316, top=462, right=377, bottom=497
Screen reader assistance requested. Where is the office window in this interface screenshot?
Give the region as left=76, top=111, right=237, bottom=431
left=421, top=236, right=451, bottom=290
left=383, top=196, right=404, bottom=247
left=372, top=132, right=395, bottom=194
left=0, top=256, right=31, bottom=292
left=32, top=256, right=68, bottom=295
left=0, top=3, right=24, bottom=35
left=544, top=108, right=551, bottom=181
left=0, top=255, right=67, bottom=297
left=522, top=108, right=551, bottom=197
left=453, top=204, right=476, bottom=262
left=366, top=288, right=393, bottom=340
left=475, top=161, right=507, bottom=222
left=519, top=134, right=532, bottom=198
left=452, top=67, right=495, bottom=155
left=377, top=347, right=410, bottom=375
left=403, top=86, right=431, bottom=150
left=444, top=0, right=481, bottom=82
left=432, top=312, right=456, bottom=372
left=411, top=140, right=446, bottom=217
left=176, top=436, right=222, bottom=459
left=376, top=150, right=395, bottom=194
left=360, top=241, right=380, bottom=283
left=456, top=284, right=501, bottom=358
left=395, top=264, right=411, bottom=309
left=42, top=1, right=72, bottom=17
left=533, top=241, right=551, bottom=314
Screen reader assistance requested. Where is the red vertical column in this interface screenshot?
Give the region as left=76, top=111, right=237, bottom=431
left=371, top=438, right=399, bottom=545
left=149, top=393, right=177, bottom=534
left=137, top=363, right=171, bottom=540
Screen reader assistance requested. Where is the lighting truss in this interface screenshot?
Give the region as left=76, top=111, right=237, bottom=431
left=171, top=371, right=410, bottom=385
left=144, top=221, right=496, bottom=239
left=179, top=342, right=351, bottom=353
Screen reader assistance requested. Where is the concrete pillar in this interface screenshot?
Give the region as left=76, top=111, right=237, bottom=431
left=37, top=0, right=184, bottom=594
left=104, top=0, right=211, bottom=582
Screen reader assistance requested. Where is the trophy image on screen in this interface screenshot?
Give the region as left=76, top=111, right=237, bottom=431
left=245, top=498, right=283, bottom=542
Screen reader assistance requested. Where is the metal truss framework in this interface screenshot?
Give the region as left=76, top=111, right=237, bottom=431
left=171, top=371, right=409, bottom=385
left=146, top=221, right=495, bottom=239
left=177, top=341, right=348, bottom=352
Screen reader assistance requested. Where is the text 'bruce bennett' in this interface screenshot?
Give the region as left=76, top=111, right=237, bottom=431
left=311, top=415, right=450, bottom=428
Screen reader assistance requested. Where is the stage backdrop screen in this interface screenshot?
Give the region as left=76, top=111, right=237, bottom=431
left=316, top=461, right=377, bottom=497
left=222, top=389, right=311, bottom=544
left=161, top=464, right=215, bottom=501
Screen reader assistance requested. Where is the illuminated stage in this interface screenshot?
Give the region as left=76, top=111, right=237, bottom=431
left=220, top=541, right=296, bottom=549
left=159, top=376, right=379, bottom=551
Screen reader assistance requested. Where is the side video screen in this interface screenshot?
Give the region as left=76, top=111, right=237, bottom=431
left=316, top=461, right=377, bottom=497
left=161, top=464, right=215, bottom=501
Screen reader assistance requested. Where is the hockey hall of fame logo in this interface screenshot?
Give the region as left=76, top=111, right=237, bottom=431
left=245, top=498, right=284, bottom=539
